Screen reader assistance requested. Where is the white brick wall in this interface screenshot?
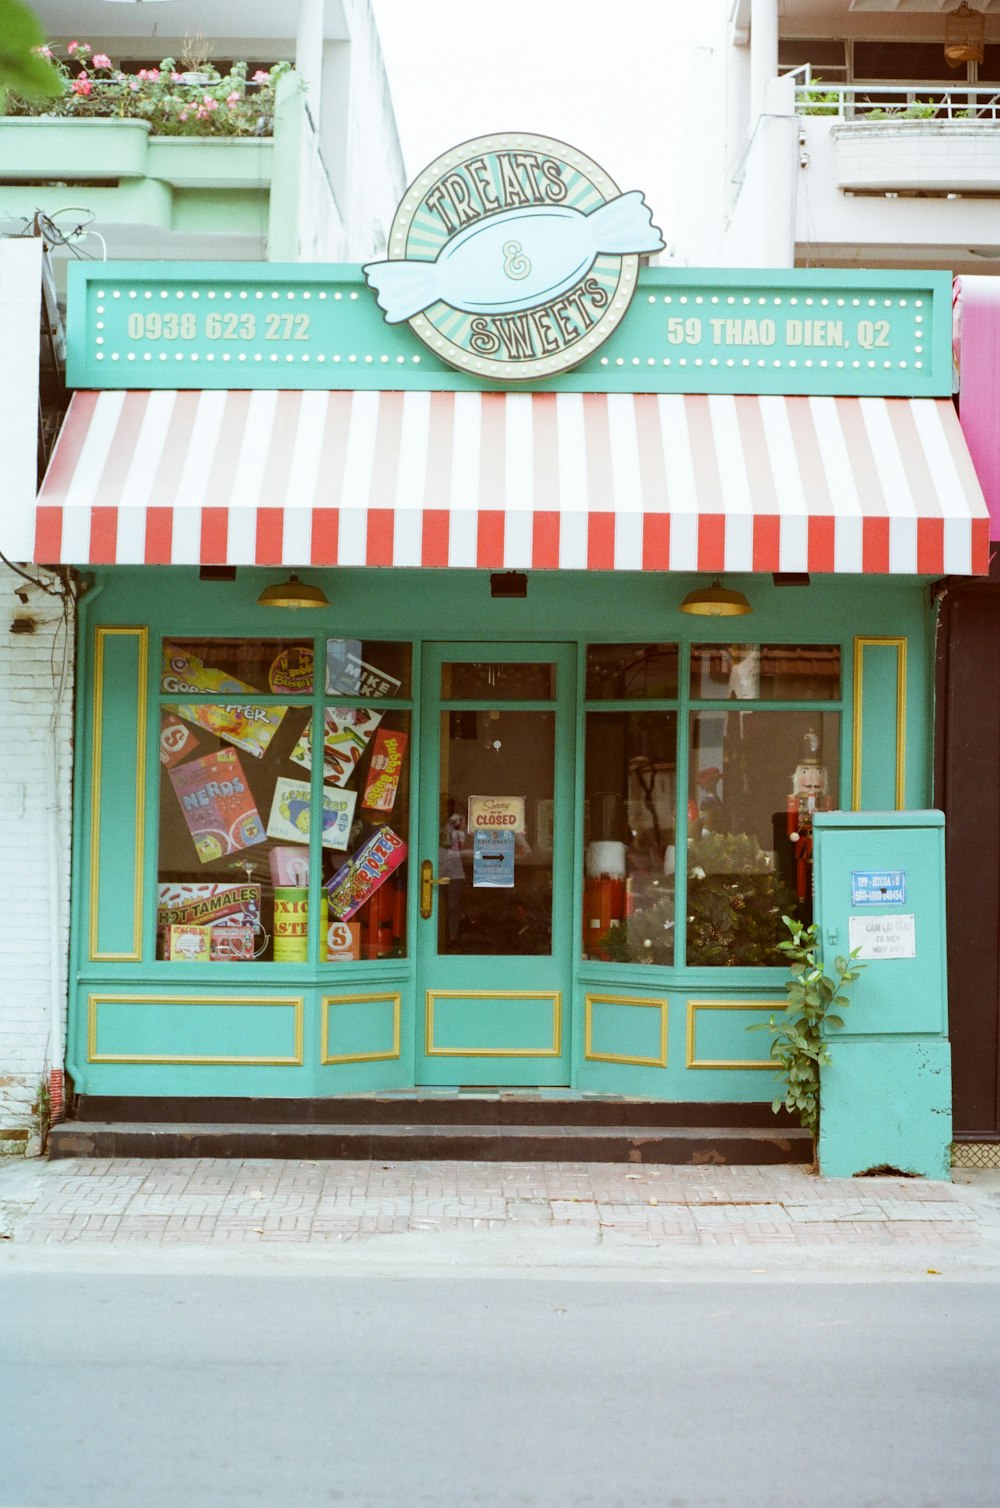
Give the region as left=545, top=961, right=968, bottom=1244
left=0, top=569, right=75, bottom=1129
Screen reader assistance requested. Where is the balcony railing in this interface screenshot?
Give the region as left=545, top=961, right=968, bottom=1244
left=787, top=66, right=1000, bottom=122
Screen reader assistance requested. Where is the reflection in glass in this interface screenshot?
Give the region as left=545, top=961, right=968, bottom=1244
left=157, top=703, right=313, bottom=962
left=686, top=710, right=840, bottom=966
left=583, top=712, right=677, bottom=964
left=691, top=644, right=841, bottom=701
left=585, top=643, right=678, bottom=701
left=437, top=708, right=554, bottom=956
left=325, top=639, right=411, bottom=698
left=161, top=639, right=314, bottom=695
left=442, top=662, right=556, bottom=700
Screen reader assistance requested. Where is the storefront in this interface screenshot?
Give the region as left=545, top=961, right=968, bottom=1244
left=31, top=136, right=988, bottom=1114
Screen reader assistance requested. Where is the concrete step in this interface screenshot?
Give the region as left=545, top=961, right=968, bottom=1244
left=48, top=1120, right=812, bottom=1164
left=72, top=1095, right=797, bottom=1130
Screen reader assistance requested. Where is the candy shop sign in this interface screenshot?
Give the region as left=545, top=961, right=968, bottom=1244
left=364, top=132, right=664, bottom=381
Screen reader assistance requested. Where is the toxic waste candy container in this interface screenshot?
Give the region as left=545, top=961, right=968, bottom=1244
left=812, top=811, right=951, bottom=1179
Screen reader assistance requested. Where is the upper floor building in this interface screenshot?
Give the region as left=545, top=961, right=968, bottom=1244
left=674, top=0, right=1000, bottom=272
left=0, top=0, right=406, bottom=286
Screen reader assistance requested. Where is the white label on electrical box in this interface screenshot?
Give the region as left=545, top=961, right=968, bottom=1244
left=848, top=913, right=916, bottom=960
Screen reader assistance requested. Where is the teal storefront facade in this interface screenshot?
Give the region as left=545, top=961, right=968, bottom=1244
left=32, top=250, right=987, bottom=1154
left=69, top=565, right=931, bottom=1106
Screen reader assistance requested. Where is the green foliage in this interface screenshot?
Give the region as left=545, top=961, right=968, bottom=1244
left=865, top=99, right=939, bottom=121
left=31, top=1076, right=51, bottom=1151
left=4, top=40, right=292, bottom=136
left=685, top=832, right=800, bottom=968
left=798, top=78, right=841, bottom=116
left=594, top=833, right=800, bottom=967
left=748, top=915, right=865, bottom=1138
left=596, top=878, right=674, bottom=965
left=0, top=0, right=62, bottom=102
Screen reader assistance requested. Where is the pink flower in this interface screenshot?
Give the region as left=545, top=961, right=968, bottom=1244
left=171, top=71, right=182, bottom=82
left=178, top=109, right=189, bottom=122
left=252, top=70, right=270, bottom=84
left=72, top=75, right=92, bottom=97
left=226, top=90, right=241, bottom=106
left=33, top=45, right=53, bottom=59
left=67, top=40, right=79, bottom=55
left=128, top=77, right=140, bottom=92
left=202, top=95, right=218, bottom=111
left=136, top=67, right=160, bottom=82
left=92, top=54, right=111, bottom=70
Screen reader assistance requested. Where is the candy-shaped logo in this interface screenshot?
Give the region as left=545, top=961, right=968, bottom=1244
left=364, top=132, right=664, bottom=382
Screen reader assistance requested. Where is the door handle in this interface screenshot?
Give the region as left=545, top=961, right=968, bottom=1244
left=420, top=858, right=451, bottom=919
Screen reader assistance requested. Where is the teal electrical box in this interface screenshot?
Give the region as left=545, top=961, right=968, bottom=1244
left=812, top=811, right=951, bottom=1179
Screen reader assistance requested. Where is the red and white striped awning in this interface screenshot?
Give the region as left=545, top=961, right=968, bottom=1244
left=34, top=389, right=989, bottom=574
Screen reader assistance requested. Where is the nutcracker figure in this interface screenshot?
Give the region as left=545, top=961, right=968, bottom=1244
left=786, top=730, right=829, bottom=902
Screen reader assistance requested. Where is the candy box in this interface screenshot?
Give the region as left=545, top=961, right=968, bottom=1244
left=326, top=826, right=407, bottom=921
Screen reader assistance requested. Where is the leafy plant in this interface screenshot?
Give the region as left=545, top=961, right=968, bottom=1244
left=31, top=1075, right=51, bottom=1152
left=685, top=832, right=800, bottom=968
left=0, top=0, right=61, bottom=102
left=748, top=915, right=864, bottom=1139
left=4, top=39, right=291, bottom=136
left=798, top=78, right=841, bottom=117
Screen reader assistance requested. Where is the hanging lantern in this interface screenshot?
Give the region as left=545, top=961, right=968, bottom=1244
left=944, top=2, right=985, bottom=68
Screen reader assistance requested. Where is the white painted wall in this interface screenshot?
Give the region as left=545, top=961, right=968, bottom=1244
left=0, top=240, right=74, bottom=1132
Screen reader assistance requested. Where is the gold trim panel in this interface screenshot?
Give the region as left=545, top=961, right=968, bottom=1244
left=685, top=999, right=785, bottom=1071
left=87, top=993, right=304, bottom=1066
left=321, top=992, right=402, bottom=1065
left=584, top=992, right=668, bottom=1068
left=852, top=636, right=906, bottom=811
left=424, top=990, right=562, bottom=1057
left=89, top=626, right=148, bottom=962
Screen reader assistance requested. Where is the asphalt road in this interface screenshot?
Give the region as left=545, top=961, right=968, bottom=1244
left=2, top=1270, right=999, bottom=1507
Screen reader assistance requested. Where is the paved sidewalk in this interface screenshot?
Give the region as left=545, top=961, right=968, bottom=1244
left=2, top=1156, right=1000, bottom=1272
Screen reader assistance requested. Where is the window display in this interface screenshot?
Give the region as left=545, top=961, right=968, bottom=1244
left=157, top=637, right=412, bottom=964
left=583, top=711, right=678, bottom=965
left=686, top=711, right=839, bottom=966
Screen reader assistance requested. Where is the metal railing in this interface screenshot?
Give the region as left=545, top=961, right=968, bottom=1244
left=786, top=64, right=1000, bottom=122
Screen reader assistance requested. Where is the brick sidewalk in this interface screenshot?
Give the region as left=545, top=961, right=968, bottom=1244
left=2, top=1158, right=998, bottom=1254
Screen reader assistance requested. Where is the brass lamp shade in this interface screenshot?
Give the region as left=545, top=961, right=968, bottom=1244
left=679, top=579, right=753, bottom=617
left=945, top=2, right=985, bottom=66
left=256, top=574, right=329, bottom=609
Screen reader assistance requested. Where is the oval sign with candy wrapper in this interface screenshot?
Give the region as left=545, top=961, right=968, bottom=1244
left=364, top=132, right=664, bottom=381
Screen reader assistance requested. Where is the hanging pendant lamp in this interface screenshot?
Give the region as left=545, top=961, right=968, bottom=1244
left=679, top=579, right=753, bottom=617
left=256, top=574, right=329, bottom=609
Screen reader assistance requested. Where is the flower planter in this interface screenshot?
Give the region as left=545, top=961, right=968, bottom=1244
left=146, top=136, right=273, bottom=190
left=0, top=117, right=152, bottom=182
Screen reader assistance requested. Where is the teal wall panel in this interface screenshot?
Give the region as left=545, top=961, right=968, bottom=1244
left=321, top=992, right=401, bottom=1065
left=89, top=626, right=148, bottom=961
left=584, top=992, right=668, bottom=1068
left=88, top=992, right=303, bottom=1064
left=426, top=992, right=561, bottom=1056
left=853, top=637, right=905, bottom=810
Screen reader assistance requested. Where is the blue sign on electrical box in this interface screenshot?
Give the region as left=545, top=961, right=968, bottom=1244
left=851, top=869, right=906, bottom=905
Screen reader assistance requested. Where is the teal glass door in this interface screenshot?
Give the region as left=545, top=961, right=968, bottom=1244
left=415, top=644, right=575, bottom=1085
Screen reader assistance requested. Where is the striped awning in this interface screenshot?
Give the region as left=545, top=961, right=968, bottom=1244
left=34, top=389, right=990, bottom=574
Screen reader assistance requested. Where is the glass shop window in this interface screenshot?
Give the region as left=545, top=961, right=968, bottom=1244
left=583, top=710, right=679, bottom=966
left=156, top=637, right=412, bottom=964
left=690, top=644, right=840, bottom=701
left=585, top=643, right=678, bottom=700
left=686, top=710, right=839, bottom=967
left=162, top=639, right=315, bottom=695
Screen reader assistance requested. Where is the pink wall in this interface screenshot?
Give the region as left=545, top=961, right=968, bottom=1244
left=954, top=276, right=1000, bottom=543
